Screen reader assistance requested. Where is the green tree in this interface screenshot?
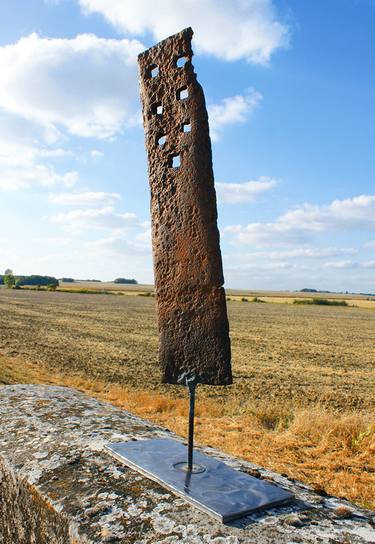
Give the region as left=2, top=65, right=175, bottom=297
left=47, top=283, right=57, bottom=291
left=4, top=272, right=15, bottom=288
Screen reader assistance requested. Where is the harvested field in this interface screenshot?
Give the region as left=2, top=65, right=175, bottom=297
left=0, top=288, right=374, bottom=508
left=1, top=288, right=373, bottom=409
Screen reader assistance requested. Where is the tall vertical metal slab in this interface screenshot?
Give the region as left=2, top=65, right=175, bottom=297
left=107, top=30, right=294, bottom=522
left=138, top=28, right=232, bottom=385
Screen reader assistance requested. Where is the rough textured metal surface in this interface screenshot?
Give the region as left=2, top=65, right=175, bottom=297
left=106, top=438, right=294, bottom=522
left=1, top=385, right=375, bottom=543
left=138, top=27, right=232, bottom=385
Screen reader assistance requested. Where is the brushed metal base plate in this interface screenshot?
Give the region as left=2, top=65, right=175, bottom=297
left=105, top=438, right=294, bottom=523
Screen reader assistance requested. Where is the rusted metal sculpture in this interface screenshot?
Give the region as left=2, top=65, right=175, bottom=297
left=105, top=30, right=293, bottom=521
left=138, top=27, right=232, bottom=386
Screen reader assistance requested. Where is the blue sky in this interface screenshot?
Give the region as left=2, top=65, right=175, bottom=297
left=0, top=0, right=374, bottom=291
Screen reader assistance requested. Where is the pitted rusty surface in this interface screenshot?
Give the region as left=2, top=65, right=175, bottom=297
left=0, top=385, right=374, bottom=543
left=138, top=28, right=232, bottom=385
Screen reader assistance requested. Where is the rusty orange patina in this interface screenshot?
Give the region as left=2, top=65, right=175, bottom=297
left=138, top=28, right=232, bottom=385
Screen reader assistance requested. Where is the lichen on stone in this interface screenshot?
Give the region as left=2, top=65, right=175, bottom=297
left=0, top=384, right=374, bottom=543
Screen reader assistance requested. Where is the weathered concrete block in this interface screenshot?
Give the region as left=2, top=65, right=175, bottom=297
left=0, top=385, right=374, bottom=543
left=138, top=28, right=232, bottom=385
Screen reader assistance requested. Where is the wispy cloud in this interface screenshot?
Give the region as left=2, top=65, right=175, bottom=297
left=50, top=206, right=137, bottom=232
left=90, top=149, right=104, bottom=158
left=208, top=90, right=262, bottom=141
left=279, top=195, right=375, bottom=232
left=216, top=176, right=276, bottom=204
left=0, top=155, right=77, bottom=191
left=225, top=195, right=375, bottom=247
left=86, top=235, right=150, bottom=257
left=223, top=247, right=357, bottom=260
left=48, top=191, right=120, bottom=206
left=0, top=109, right=77, bottom=191
left=323, top=260, right=375, bottom=270
left=361, top=260, right=375, bottom=269
left=32, top=236, right=72, bottom=246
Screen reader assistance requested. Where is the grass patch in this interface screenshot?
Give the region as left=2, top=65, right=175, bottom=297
left=19, top=286, right=116, bottom=295
left=293, top=298, right=348, bottom=306
left=58, top=288, right=115, bottom=295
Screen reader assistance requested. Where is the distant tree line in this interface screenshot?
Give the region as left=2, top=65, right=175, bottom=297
left=301, top=288, right=348, bottom=294
left=1, top=272, right=58, bottom=288
left=114, top=278, right=138, bottom=284
left=59, top=278, right=138, bottom=284
left=300, top=288, right=318, bottom=293
left=76, top=279, right=102, bottom=282
left=17, top=275, right=59, bottom=286
left=1, top=272, right=138, bottom=287
left=59, top=278, right=103, bottom=283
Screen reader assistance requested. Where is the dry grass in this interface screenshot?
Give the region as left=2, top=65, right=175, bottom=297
left=226, top=295, right=375, bottom=308
left=0, top=288, right=374, bottom=509
left=1, top=353, right=374, bottom=510
left=57, top=282, right=375, bottom=306
left=58, top=281, right=154, bottom=294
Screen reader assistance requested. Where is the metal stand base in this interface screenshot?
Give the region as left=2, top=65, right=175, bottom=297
left=105, top=438, right=294, bottom=523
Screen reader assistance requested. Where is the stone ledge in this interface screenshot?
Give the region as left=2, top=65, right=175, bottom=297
left=0, top=384, right=373, bottom=543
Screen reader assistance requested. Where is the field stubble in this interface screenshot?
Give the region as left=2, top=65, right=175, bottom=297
left=0, top=288, right=374, bottom=509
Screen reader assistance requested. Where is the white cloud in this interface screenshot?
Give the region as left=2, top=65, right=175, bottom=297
left=224, top=258, right=294, bottom=272
left=322, top=260, right=375, bottom=270
left=279, top=195, right=375, bottom=232
left=208, top=90, right=262, bottom=141
left=136, top=228, right=152, bottom=243
left=281, top=247, right=357, bottom=258
left=223, top=221, right=305, bottom=247
left=224, top=247, right=357, bottom=261
left=48, top=191, right=120, bottom=206
left=323, top=260, right=356, bottom=270
left=86, top=235, right=150, bottom=257
left=0, top=109, right=59, bottom=151
left=0, top=108, right=79, bottom=191
left=78, top=0, right=288, bottom=64
left=225, top=195, right=375, bottom=247
left=32, top=236, right=72, bottom=246
left=0, top=154, right=78, bottom=191
left=90, top=149, right=104, bottom=158
left=220, top=248, right=375, bottom=292
left=0, top=33, right=146, bottom=190
left=0, top=33, right=144, bottom=139
left=38, top=148, right=74, bottom=158
left=364, top=240, right=375, bottom=248
left=361, top=260, right=375, bottom=269
left=50, top=206, right=137, bottom=231
left=220, top=246, right=361, bottom=290
left=216, top=176, right=276, bottom=204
